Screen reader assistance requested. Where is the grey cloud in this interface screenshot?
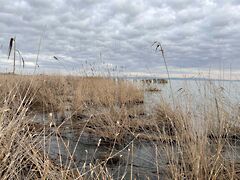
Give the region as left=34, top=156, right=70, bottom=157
left=0, top=0, right=240, bottom=75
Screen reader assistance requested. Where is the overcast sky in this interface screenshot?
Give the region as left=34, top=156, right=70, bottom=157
left=0, top=0, right=240, bottom=78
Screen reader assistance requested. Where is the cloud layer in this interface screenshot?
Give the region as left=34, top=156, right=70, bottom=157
left=0, top=0, right=240, bottom=76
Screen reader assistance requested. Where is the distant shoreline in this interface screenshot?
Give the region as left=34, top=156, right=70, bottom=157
left=124, top=76, right=240, bottom=82
left=0, top=72, right=239, bottom=82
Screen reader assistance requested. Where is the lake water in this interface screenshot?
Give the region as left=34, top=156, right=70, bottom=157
left=137, top=79, right=240, bottom=130
left=139, top=79, right=240, bottom=108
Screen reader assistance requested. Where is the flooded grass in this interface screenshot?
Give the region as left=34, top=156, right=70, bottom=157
left=0, top=74, right=240, bottom=179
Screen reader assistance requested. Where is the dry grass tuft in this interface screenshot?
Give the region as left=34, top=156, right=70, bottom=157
left=73, top=77, right=143, bottom=110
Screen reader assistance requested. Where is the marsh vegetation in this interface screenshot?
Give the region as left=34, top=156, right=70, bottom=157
left=0, top=73, right=239, bottom=179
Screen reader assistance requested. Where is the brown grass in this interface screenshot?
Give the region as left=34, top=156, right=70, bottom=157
left=163, top=93, right=240, bottom=179
left=73, top=77, right=143, bottom=111
left=0, top=75, right=143, bottom=113
left=0, top=74, right=240, bottom=179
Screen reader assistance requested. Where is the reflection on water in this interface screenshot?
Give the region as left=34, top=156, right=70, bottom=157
left=43, top=125, right=240, bottom=179
left=43, top=128, right=170, bottom=179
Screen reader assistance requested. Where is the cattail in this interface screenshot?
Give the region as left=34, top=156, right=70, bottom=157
left=8, top=37, right=16, bottom=74
left=8, top=38, right=14, bottom=59
left=53, top=56, right=59, bottom=61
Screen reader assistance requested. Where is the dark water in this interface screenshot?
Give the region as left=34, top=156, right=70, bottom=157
left=42, top=127, right=170, bottom=179
left=41, top=122, right=240, bottom=179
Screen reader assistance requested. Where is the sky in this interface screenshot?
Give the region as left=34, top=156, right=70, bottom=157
left=0, top=0, right=240, bottom=79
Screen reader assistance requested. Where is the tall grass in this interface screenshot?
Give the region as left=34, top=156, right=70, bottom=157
left=0, top=74, right=239, bottom=179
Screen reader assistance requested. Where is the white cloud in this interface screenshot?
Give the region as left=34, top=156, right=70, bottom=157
left=0, top=0, right=239, bottom=76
